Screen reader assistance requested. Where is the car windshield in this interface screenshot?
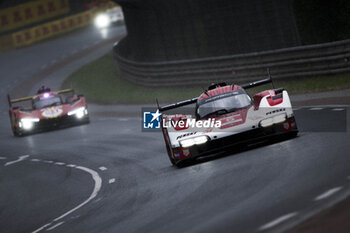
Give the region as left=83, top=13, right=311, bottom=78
left=197, top=93, right=251, bottom=119
left=33, top=95, right=62, bottom=109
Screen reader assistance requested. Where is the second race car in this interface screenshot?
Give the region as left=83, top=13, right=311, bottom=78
left=8, top=87, right=89, bottom=136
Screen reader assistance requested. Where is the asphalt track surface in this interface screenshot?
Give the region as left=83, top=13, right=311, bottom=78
left=0, top=25, right=350, bottom=233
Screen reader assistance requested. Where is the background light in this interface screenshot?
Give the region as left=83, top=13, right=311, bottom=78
left=94, top=14, right=110, bottom=28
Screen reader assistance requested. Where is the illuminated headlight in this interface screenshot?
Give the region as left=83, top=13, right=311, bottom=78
left=20, top=117, right=40, bottom=130
left=68, top=107, right=87, bottom=119
left=260, top=118, right=274, bottom=127
left=273, top=114, right=287, bottom=124
left=180, top=136, right=208, bottom=148
left=260, top=114, right=287, bottom=127
left=94, top=14, right=110, bottom=28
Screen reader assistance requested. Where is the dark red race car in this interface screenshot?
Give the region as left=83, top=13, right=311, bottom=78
left=8, top=88, right=89, bottom=136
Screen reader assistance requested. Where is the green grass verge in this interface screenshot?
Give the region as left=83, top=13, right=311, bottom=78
left=63, top=52, right=201, bottom=104
left=64, top=52, right=350, bottom=104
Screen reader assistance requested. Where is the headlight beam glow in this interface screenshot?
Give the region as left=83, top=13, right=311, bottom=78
left=68, top=107, right=87, bottom=119
left=20, top=117, right=40, bottom=130
left=94, top=14, right=111, bottom=28
left=180, top=136, right=208, bottom=148
left=260, top=114, right=287, bottom=127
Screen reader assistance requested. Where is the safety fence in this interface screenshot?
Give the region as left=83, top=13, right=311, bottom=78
left=114, top=39, right=350, bottom=87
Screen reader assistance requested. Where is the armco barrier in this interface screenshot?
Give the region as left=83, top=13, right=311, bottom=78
left=114, top=39, right=350, bottom=87
left=11, top=9, right=96, bottom=48
left=0, top=35, right=14, bottom=51
left=0, top=0, right=69, bottom=34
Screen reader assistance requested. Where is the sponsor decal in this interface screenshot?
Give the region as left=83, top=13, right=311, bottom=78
left=219, top=113, right=243, bottom=129
left=283, top=122, right=290, bottom=130
left=176, top=132, right=197, bottom=140
left=266, top=108, right=286, bottom=115
left=41, top=107, right=63, bottom=118
left=291, top=121, right=296, bottom=128
left=174, top=152, right=180, bottom=157
left=182, top=149, right=190, bottom=157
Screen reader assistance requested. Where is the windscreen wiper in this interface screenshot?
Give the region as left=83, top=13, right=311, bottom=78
left=202, top=109, right=228, bottom=119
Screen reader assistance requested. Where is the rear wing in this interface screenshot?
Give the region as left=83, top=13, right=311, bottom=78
left=7, top=88, right=75, bottom=108
left=7, top=95, right=35, bottom=108
left=56, top=88, right=74, bottom=95
left=158, top=78, right=273, bottom=112
left=240, top=77, right=273, bottom=89
left=158, top=97, right=198, bottom=112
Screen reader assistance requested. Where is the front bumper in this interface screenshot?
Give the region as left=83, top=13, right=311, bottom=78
left=172, top=116, right=298, bottom=161
left=15, top=114, right=89, bottom=135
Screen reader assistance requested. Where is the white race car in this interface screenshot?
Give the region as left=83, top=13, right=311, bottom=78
left=159, top=78, right=298, bottom=166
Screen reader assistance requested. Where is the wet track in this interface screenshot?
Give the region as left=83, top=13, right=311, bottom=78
left=0, top=25, right=350, bottom=233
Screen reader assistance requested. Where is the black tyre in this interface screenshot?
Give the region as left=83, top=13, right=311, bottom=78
left=12, top=128, right=23, bottom=137
left=166, top=144, right=175, bottom=165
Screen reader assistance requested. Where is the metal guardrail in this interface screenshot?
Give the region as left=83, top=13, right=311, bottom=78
left=114, top=39, right=350, bottom=87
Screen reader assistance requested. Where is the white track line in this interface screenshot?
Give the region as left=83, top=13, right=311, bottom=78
left=46, top=221, right=64, bottom=231
left=5, top=155, right=29, bottom=166
left=332, top=108, right=344, bottom=111
left=32, top=165, right=102, bottom=233
left=31, top=159, right=41, bottom=162
left=33, top=223, right=51, bottom=233
left=309, top=107, right=323, bottom=111
left=314, top=187, right=343, bottom=201
left=99, top=166, right=107, bottom=171
left=43, top=160, right=53, bottom=164
left=259, top=212, right=298, bottom=231
left=54, top=162, right=65, bottom=166
left=66, top=164, right=76, bottom=168
left=0, top=156, right=7, bottom=160
left=109, top=178, right=116, bottom=184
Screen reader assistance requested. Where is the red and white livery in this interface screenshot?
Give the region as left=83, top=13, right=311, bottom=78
left=159, top=78, right=298, bottom=167
left=8, top=89, right=89, bottom=136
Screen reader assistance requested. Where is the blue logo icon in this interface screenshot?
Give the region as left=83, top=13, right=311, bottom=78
left=143, top=109, right=161, bottom=129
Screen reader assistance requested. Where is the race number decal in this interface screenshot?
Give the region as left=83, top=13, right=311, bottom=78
left=41, top=107, right=63, bottom=118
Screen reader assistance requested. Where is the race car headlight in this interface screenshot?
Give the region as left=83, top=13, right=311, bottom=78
left=68, top=107, right=87, bottom=119
left=20, top=117, right=40, bottom=130
left=180, top=136, right=208, bottom=148
left=94, top=14, right=110, bottom=28
left=273, top=114, right=287, bottom=124
left=260, top=114, right=287, bottom=127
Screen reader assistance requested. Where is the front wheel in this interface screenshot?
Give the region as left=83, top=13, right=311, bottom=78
left=166, top=144, right=175, bottom=165
left=12, top=127, right=23, bottom=137
left=174, top=159, right=193, bottom=168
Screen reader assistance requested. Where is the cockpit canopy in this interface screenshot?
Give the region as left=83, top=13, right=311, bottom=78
left=32, top=93, right=62, bottom=109
left=196, top=88, right=251, bottom=119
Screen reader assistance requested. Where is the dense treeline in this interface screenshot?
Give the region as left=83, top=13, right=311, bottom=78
left=294, top=0, right=350, bottom=44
